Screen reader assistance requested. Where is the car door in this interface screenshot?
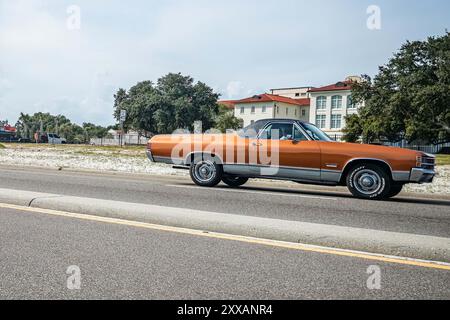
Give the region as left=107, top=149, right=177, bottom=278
left=256, top=122, right=321, bottom=181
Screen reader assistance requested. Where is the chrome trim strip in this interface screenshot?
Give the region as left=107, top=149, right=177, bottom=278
left=223, top=164, right=321, bottom=181
left=153, top=156, right=181, bottom=165
left=223, top=163, right=321, bottom=172
left=320, top=170, right=341, bottom=183
left=392, top=171, right=411, bottom=182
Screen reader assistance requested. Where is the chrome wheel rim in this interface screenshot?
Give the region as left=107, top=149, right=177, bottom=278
left=353, top=169, right=382, bottom=195
left=193, top=161, right=216, bottom=183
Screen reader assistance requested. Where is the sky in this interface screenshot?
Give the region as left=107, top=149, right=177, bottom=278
left=0, top=0, right=449, bottom=126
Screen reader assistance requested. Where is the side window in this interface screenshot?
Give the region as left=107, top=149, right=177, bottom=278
left=260, top=123, right=294, bottom=140
left=293, top=126, right=308, bottom=141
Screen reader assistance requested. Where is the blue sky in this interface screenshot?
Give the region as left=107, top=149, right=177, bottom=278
left=0, top=0, right=449, bottom=126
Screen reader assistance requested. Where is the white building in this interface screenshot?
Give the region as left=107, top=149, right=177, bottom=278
left=222, top=76, right=363, bottom=139
left=270, top=87, right=313, bottom=99
left=231, top=94, right=310, bottom=127
left=308, top=77, right=362, bottom=140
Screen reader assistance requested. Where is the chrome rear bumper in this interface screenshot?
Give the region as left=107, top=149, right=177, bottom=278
left=146, top=150, right=155, bottom=162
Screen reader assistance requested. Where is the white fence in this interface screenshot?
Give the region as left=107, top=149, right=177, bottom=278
left=384, top=141, right=450, bottom=154
left=90, top=136, right=148, bottom=146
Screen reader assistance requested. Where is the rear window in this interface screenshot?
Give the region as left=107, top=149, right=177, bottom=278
left=238, top=121, right=266, bottom=138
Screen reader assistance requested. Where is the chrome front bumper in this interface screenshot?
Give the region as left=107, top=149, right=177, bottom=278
left=410, top=168, right=435, bottom=183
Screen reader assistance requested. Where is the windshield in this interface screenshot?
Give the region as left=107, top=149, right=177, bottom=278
left=300, top=123, right=333, bottom=142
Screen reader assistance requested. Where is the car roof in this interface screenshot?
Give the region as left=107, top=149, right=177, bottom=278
left=254, top=119, right=308, bottom=125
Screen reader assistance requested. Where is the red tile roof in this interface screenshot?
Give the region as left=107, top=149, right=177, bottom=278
left=293, top=98, right=311, bottom=106
left=308, top=81, right=353, bottom=93
left=235, top=94, right=310, bottom=106
left=218, top=100, right=237, bottom=109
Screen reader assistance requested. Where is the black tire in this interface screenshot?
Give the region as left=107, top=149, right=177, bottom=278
left=346, top=163, right=391, bottom=200
left=385, top=183, right=404, bottom=198
left=222, top=176, right=249, bottom=187
left=189, top=158, right=223, bottom=187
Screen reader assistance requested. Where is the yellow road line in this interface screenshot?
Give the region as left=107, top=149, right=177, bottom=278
left=1, top=202, right=449, bottom=271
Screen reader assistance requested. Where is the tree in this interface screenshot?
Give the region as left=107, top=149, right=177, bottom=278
left=15, top=112, right=108, bottom=144
left=214, top=105, right=243, bottom=133
left=113, top=73, right=220, bottom=135
left=342, top=114, right=363, bottom=143
left=347, top=32, right=450, bottom=144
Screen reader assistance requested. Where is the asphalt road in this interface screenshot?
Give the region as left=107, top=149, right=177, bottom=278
left=0, top=206, right=449, bottom=299
left=0, top=166, right=449, bottom=238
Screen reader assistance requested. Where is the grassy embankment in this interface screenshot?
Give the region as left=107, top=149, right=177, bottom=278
left=2, top=143, right=146, bottom=158
left=436, top=154, right=450, bottom=166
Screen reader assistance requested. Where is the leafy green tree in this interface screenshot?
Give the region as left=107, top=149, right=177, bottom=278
left=342, top=114, right=363, bottom=143
left=15, top=112, right=108, bottom=144
left=214, top=105, right=243, bottom=133
left=348, top=32, right=450, bottom=144
left=113, top=73, right=220, bottom=135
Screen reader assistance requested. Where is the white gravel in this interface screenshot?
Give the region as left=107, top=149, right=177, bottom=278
left=0, top=146, right=448, bottom=194
left=0, top=146, right=186, bottom=176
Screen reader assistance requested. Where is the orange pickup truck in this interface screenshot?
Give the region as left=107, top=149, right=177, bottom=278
left=147, top=119, right=435, bottom=200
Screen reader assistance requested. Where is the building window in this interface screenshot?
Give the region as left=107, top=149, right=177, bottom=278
left=295, top=93, right=300, bottom=97
left=262, top=105, right=267, bottom=113
left=251, top=106, right=255, bottom=114
left=276, top=105, right=279, bottom=114
left=316, top=115, right=326, bottom=129
left=316, top=96, right=327, bottom=110
left=250, top=120, right=255, bottom=125
left=347, top=95, right=356, bottom=109
left=331, top=95, right=342, bottom=110
left=295, top=109, right=298, bottom=116
left=301, top=109, right=306, bottom=116
left=240, top=107, right=244, bottom=114
left=286, top=108, right=288, bottom=115
left=331, top=114, right=342, bottom=129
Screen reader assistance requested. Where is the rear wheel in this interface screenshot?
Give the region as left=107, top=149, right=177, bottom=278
left=222, top=176, right=248, bottom=187
left=189, top=158, right=223, bottom=187
left=385, top=183, right=404, bottom=198
left=346, top=163, right=391, bottom=200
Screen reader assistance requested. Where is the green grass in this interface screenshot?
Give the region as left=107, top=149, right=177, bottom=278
left=0, top=143, right=5, bottom=149
left=436, top=154, right=450, bottom=166
left=3, top=143, right=145, bottom=151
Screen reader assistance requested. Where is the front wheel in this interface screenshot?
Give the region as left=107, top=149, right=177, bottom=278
left=385, top=183, right=404, bottom=198
left=222, top=176, right=248, bottom=187
left=346, top=163, right=391, bottom=200
left=189, top=159, right=223, bottom=187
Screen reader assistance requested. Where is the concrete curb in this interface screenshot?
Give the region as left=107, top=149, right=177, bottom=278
left=1, top=188, right=449, bottom=262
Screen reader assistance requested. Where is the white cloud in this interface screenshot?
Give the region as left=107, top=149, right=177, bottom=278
left=0, top=0, right=448, bottom=126
left=225, top=81, right=244, bottom=99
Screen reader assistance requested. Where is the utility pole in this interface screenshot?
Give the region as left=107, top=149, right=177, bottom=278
left=119, top=110, right=127, bottom=148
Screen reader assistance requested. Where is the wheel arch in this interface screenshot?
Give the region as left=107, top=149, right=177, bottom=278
left=339, top=158, right=393, bottom=185
left=184, top=152, right=224, bottom=166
